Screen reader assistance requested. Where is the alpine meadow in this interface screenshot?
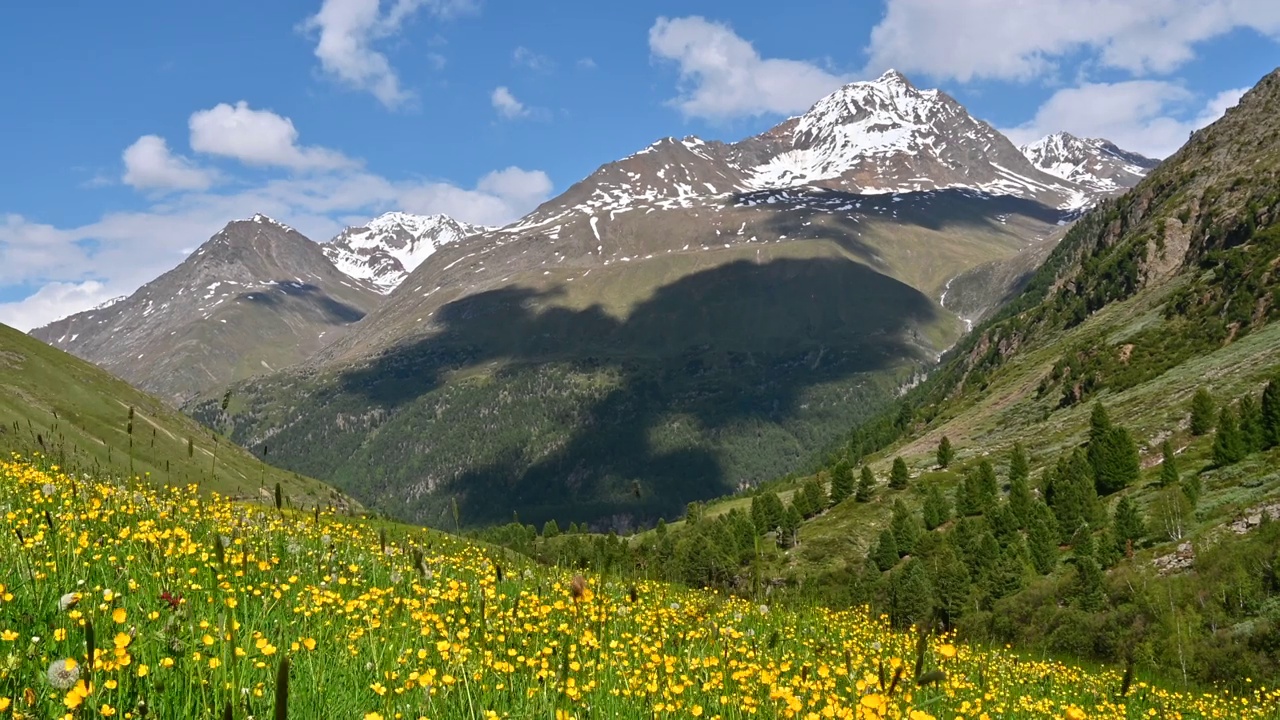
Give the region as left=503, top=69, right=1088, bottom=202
left=4, top=2, right=1280, bottom=718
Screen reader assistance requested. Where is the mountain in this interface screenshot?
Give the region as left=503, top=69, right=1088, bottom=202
left=1020, top=132, right=1160, bottom=192
left=322, top=211, right=484, bottom=291
left=30, top=214, right=383, bottom=405
left=620, top=68, right=1279, bottom=687
left=0, top=321, right=349, bottom=507
left=188, top=71, right=1157, bottom=531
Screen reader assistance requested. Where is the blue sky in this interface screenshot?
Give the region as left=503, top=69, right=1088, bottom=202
left=1, top=0, right=1277, bottom=329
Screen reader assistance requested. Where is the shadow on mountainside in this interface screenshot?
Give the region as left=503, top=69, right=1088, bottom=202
left=306, top=256, right=942, bottom=529
left=236, top=281, right=367, bottom=324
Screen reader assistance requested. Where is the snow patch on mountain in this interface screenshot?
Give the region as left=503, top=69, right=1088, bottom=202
left=1019, top=132, right=1159, bottom=193
left=323, top=212, right=485, bottom=292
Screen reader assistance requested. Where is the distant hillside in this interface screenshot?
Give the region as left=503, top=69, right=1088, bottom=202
left=0, top=321, right=349, bottom=509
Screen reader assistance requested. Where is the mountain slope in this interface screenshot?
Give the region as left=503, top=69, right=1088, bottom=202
left=1020, top=132, right=1160, bottom=193
left=322, top=211, right=484, bottom=291
left=30, top=214, right=383, bottom=405
left=188, top=72, right=1144, bottom=530
left=0, top=321, right=348, bottom=507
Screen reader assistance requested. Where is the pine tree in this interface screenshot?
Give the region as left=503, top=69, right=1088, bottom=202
left=800, top=477, right=826, bottom=517
left=1262, top=378, right=1280, bottom=448
left=790, top=488, right=812, bottom=521
left=1009, top=443, right=1030, bottom=486
left=889, top=457, right=910, bottom=490
left=960, top=459, right=999, bottom=515
left=1158, top=440, right=1180, bottom=487
left=1093, top=425, right=1141, bottom=495
left=542, top=519, right=560, bottom=538
left=780, top=503, right=803, bottom=548
left=1112, top=495, right=1145, bottom=555
left=937, top=436, right=955, bottom=468
left=1027, top=502, right=1059, bottom=575
left=890, top=500, right=922, bottom=556
left=856, top=466, right=876, bottom=502
left=922, top=483, right=951, bottom=530
left=1190, top=387, right=1216, bottom=436
left=1047, top=449, right=1100, bottom=543
left=1007, top=459, right=1034, bottom=529
left=829, top=460, right=855, bottom=504
left=1213, top=405, right=1246, bottom=466
left=872, top=528, right=900, bottom=571
left=886, top=559, right=935, bottom=629
left=1240, top=394, right=1265, bottom=452
left=929, top=540, right=971, bottom=628
left=1072, top=530, right=1106, bottom=611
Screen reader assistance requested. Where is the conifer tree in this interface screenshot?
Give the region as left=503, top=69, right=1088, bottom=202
left=1093, top=424, right=1141, bottom=495
left=1158, top=440, right=1180, bottom=487
left=929, top=540, right=971, bottom=628
left=1072, top=530, right=1106, bottom=611
left=542, top=519, right=560, bottom=538
left=937, top=436, right=955, bottom=468
left=1112, top=495, right=1145, bottom=555
left=1213, top=405, right=1246, bottom=466
left=801, top=477, right=826, bottom=517
left=886, top=559, right=935, bottom=629
left=780, top=503, right=803, bottom=547
left=1009, top=442, right=1030, bottom=486
left=1007, top=457, right=1034, bottom=529
left=1190, top=387, right=1216, bottom=436
left=829, top=460, right=855, bottom=504
left=872, top=528, right=900, bottom=571
left=1047, top=449, right=1100, bottom=543
left=889, top=457, right=910, bottom=490
left=1239, top=394, right=1265, bottom=452
left=790, top=488, right=812, bottom=521
left=856, top=466, right=876, bottom=502
left=1027, top=501, right=1059, bottom=575
left=1262, top=377, right=1280, bottom=447
left=890, top=500, right=922, bottom=556
left=972, top=459, right=1000, bottom=514
left=922, top=483, right=951, bottom=530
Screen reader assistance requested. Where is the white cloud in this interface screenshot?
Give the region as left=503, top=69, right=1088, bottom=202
left=121, top=135, right=216, bottom=191
left=490, top=86, right=529, bottom=119
left=0, top=280, right=118, bottom=332
left=1001, top=81, right=1248, bottom=158
left=648, top=16, right=851, bottom=120
left=512, top=46, right=553, bottom=72
left=189, top=101, right=356, bottom=170
left=576, top=57, right=597, bottom=70
left=301, top=0, right=479, bottom=108
left=866, top=0, right=1280, bottom=83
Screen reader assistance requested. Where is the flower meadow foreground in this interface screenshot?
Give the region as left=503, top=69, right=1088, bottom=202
left=1, top=456, right=1277, bottom=719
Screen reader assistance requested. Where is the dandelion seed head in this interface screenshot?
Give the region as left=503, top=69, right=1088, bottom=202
left=46, top=658, right=80, bottom=689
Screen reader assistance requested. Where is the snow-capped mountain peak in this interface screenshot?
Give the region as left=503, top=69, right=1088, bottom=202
left=1019, top=133, right=1160, bottom=192
left=323, top=212, right=484, bottom=292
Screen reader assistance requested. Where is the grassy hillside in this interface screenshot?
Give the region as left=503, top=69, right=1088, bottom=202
left=0, top=323, right=347, bottom=509
left=2, top=455, right=1274, bottom=719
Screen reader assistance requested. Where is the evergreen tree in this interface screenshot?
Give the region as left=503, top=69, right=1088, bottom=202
left=1047, top=449, right=1100, bottom=544
left=1240, top=394, right=1265, bottom=453
left=1009, top=443, right=1030, bottom=486
left=1181, top=471, right=1202, bottom=508
left=967, top=459, right=1000, bottom=515
left=890, top=500, right=922, bottom=556
left=1007, top=462, right=1034, bottom=529
left=800, top=477, right=826, bottom=517
left=779, top=503, right=803, bottom=548
left=971, top=530, right=1001, bottom=587
left=1262, top=377, right=1280, bottom=448
left=922, top=483, right=951, bottom=530
left=542, top=519, right=560, bottom=538
left=1072, top=530, right=1106, bottom=611
left=929, top=540, right=971, bottom=628
left=889, top=457, right=910, bottom=490
left=886, top=559, right=935, bottom=629
left=1213, top=405, right=1246, bottom=466
left=1027, top=501, right=1059, bottom=575
left=1088, top=402, right=1113, bottom=450
left=654, top=519, right=666, bottom=538
left=1093, top=425, right=1141, bottom=495
left=1190, top=387, right=1215, bottom=436
left=1158, top=440, right=1180, bottom=487
left=856, top=466, right=876, bottom=502
left=937, top=436, right=955, bottom=468
left=829, top=460, right=855, bottom=504
left=1112, top=495, right=1145, bottom=555
left=790, top=490, right=812, bottom=524
left=872, top=528, right=900, bottom=571
left=987, top=503, right=1021, bottom=547
left=986, top=541, right=1027, bottom=601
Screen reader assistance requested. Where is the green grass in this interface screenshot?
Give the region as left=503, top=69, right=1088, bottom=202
left=0, top=323, right=347, bottom=509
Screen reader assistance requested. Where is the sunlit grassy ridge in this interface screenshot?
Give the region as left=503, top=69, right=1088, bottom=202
left=1, top=457, right=1276, bottom=719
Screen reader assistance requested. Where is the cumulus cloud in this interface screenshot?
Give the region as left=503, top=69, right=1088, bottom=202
left=121, top=135, right=216, bottom=191
left=301, top=0, right=480, bottom=108
left=490, top=86, right=529, bottom=119
left=648, top=16, right=851, bottom=120
left=1000, top=81, right=1248, bottom=158
left=188, top=101, right=356, bottom=170
left=0, top=280, right=118, bottom=332
left=865, top=0, right=1280, bottom=83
